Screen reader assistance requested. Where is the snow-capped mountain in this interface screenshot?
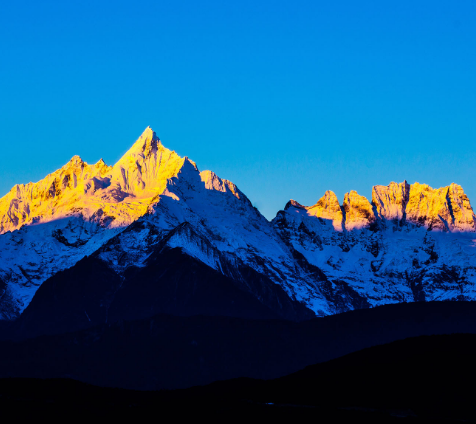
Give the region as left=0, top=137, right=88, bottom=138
left=1, top=127, right=476, bottom=323
left=0, top=127, right=323, bottom=320
left=0, top=128, right=187, bottom=318
left=273, top=181, right=476, bottom=311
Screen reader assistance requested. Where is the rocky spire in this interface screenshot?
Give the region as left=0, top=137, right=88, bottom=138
left=372, top=181, right=410, bottom=222
left=117, top=126, right=161, bottom=160
left=405, top=182, right=476, bottom=232
left=0, top=127, right=189, bottom=233
left=307, top=191, right=344, bottom=231
left=109, top=126, right=185, bottom=197
left=343, top=190, right=376, bottom=231
left=446, top=183, right=476, bottom=232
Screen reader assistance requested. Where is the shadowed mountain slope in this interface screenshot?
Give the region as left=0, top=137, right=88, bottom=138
left=1, top=301, right=476, bottom=392
left=3, top=332, right=476, bottom=423
left=2, top=127, right=476, bottom=321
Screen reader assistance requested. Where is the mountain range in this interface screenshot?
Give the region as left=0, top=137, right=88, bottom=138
left=2, top=127, right=476, bottom=420
left=1, top=126, right=476, bottom=326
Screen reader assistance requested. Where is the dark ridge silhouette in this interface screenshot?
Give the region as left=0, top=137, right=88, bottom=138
left=2, top=333, right=476, bottom=421
left=9, top=245, right=313, bottom=340
left=1, top=301, right=476, bottom=391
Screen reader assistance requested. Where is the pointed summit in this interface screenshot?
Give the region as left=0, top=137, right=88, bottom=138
left=307, top=191, right=344, bottom=231
left=141, top=125, right=159, bottom=142
left=109, top=127, right=186, bottom=198
left=60, top=155, right=86, bottom=171
left=343, top=190, right=376, bottom=231
left=285, top=199, right=305, bottom=210
left=118, top=126, right=161, bottom=161
left=281, top=192, right=344, bottom=231
left=68, top=155, right=84, bottom=164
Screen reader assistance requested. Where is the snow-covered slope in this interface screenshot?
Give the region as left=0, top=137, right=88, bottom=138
left=273, top=183, right=476, bottom=310
left=1, top=127, right=476, bottom=321
left=0, top=127, right=330, bottom=319
left=0, top=128, right=196, bottom=318
left=0, top=127, right=186, bottom=234
left=95, top=150, right=330, bottom=315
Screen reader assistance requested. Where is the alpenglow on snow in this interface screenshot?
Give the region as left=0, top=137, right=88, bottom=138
left=1, top=127, right=476, bottom=321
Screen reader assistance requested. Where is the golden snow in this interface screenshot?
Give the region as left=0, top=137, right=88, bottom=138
left=0, top=127, right=187, bottom=234
left=291, top=182, right=475, bottom=232
left=372, top=181, right=409, bottom=221
left=406, top=182, right=475, bottom=232
left=343, top=190, right=376, bottom=231
left=306, top=191, right=344, bottom=231
left=1, top=126, right=475, bottom=235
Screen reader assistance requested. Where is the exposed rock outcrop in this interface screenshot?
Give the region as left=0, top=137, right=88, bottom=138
left=0, top=157, right=111, bottom=233
left=406, top=183, right=476, bottom=232
left=2, top=127, right=476, bottom=323
left=306, top=191, right=344, bottom=231
left=372, top=181, right=410, bottom=222
left=343, top=190, right=376, bottom=231
left=445, top=183, right=475, bottom=232
left=0, top=127, right=192, bottom=235
left=109, top=127, right=187, bottom=198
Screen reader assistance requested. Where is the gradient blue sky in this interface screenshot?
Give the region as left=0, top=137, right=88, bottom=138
left=1, top=1, right=475, bottom=219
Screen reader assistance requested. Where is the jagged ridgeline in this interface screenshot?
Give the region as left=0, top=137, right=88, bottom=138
left=1, top=127, right=476, bottom=326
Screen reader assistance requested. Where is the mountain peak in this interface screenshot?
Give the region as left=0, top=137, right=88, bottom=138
left=135, top=126, right=160, bottom=153
left=406, top=182, right=476, bottom=232
left=343, top=190, right=376, bottom=231
left=66, top=155, right=85, bottom=166
left=108, top=127, right=186, bottom=199
left=285, top=199, right=305, bottom=210
left=141, top=126, right=159, bottom=141
left=117, top=126, right=161, bottom=161
left=372, top=181, right=410, bottom=222
left=306, top=191, right=344, bottom=231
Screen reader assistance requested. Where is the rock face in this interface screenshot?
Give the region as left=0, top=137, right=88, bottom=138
left=0, top=127, right=187, bottom=236
left=273, top=180, right=476, bottom=314
left=306, top=191, right=344, bottom=231
left=447, top=183, right=476, bottom=231
left=372, top=181, right=410, bottom=222
left=0, top=157, right=112, bottom=234
left=109, top=127, right=186, bottom=199
left=0, top=127, right=328, bottom=319
left=371, top=180, right=476, bottom=232
left=343, top=191, right=376, bottom=231
left=405, top=183, right=476, bottom=232
left=1, top=127, right=476, bottom=323
left=0, top=128, right=206, bottom=318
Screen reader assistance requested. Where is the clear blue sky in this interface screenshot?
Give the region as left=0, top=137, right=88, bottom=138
left=1, top=1, right=475, bottom=219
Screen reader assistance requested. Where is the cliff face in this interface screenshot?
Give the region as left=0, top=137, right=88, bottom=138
left=343, top=191, right=376, bottom=231
left=293, top=190, right=344, bottom=231
left=447, top=183, right=476, bottom=232
left=371, top=181, right=476, bottom=232
left=406, top=183, right=458, bottom=231
left=0, top=127, right=190, bottom=235
left=372, top=181, right=410, bottom=222
left=0, top=157, right=112, bottom=234
left=109, top=127, right=186, bottom=198
left=280, top=180, right=475, bottom=237
left=405, top=183, right=476, bottom=232
left=273, top=180, right=476, bottom=313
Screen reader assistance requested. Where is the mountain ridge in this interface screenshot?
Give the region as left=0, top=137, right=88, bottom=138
left=1, top=126, right=476, bottom=321
left=2, top=127, right=474, bottom=236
